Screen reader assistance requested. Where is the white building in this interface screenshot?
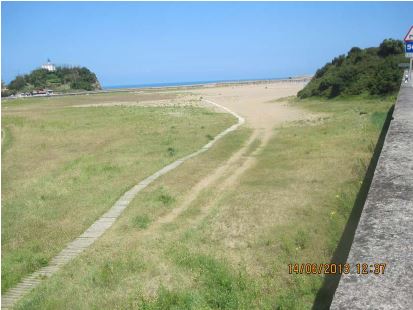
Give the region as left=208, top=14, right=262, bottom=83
left=41, top=59, right=56, bottom=72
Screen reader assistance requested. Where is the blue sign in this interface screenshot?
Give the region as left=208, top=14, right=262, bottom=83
left=406, top=42, right=413, bottom=52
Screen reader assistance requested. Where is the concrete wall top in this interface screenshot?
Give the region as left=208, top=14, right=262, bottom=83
left=331, top=81, right=413, bottom=309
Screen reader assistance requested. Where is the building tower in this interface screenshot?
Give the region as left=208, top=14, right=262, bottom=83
left=41, top=59, right=56, bottom=72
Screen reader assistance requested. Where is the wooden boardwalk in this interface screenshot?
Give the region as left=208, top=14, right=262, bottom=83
left=1, top=99, right=244, bottom=309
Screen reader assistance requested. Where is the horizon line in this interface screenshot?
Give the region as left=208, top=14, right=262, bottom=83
left=102, top=75, right=313, bottom=89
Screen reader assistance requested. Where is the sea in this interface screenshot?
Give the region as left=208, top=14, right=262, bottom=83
left=102, top=77, right=291, bottom=90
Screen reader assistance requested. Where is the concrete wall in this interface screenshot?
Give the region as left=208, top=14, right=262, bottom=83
left=331, top=80, right=413, bottom=309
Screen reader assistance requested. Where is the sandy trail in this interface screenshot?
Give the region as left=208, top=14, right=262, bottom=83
left=195, top=82, right=310, bottom=134
left=144, top=130, right=260, bottom=232
left=141, top=81, right=312, bottom=236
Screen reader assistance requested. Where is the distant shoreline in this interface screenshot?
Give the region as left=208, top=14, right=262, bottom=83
left=102, top=76, right=312, bottom=90
left=3, top=76, right=312, bottom=100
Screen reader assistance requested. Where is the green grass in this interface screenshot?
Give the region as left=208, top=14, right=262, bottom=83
left=12, top=95, right=393, bottom=309
left=160, top=247, right=256, bottom=309
left=1, top=126, right=13, bottom=155
left=1, top=90, right=179, bottom=108
left=136, top=245, right=258, bottom=310
left=1, top=94, right=235, bottom=293
left=133, top=215, right=152, bottom=230
left=14, top=125, right=252, bottom=309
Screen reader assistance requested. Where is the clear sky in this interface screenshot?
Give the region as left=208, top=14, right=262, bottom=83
left=2, top=1, right=413, bottom=87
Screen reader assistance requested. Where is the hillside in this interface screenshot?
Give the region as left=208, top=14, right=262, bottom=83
left=6, top=66, right=101, bottom=94
left=298, top=39, right=406, bottom=99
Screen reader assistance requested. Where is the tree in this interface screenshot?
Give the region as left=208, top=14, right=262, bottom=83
left=1, top=80, right=13, bottom=97
left=297, top=38, right=404, bottom=99
left=6, top=65, right=101, bottom=93
left=370, top=58, right=402, bottom=95
left=8, top=75, right=26, bottom=91
left=378, top=39, right=404, bottom=57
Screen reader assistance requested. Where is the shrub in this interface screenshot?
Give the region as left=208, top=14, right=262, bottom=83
left=298, top=38, right=405, bottom=99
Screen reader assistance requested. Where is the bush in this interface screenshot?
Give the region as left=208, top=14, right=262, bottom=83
left=1, top=89, right=13, bottom=97
left=8, top=75, right=26, bottom=91
left=370, top=58, right=402, bottom=95
left=298, top=38, right=405, bottom=99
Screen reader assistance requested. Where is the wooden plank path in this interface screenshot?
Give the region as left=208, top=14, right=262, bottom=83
left=1, top=99, right=244, bottom=309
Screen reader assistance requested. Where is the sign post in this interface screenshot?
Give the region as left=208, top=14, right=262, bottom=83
left=404, top=26, right=413, bottom=83
left=410, top=58, right=413, bottom=84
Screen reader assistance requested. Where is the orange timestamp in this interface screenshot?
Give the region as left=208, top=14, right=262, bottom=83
left=288, top=263, right=387, bottom=275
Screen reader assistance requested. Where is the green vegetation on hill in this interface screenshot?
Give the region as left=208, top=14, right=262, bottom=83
left=6, top=66, right=101, bottom=94
left=298, top=39, right=405, bottom=99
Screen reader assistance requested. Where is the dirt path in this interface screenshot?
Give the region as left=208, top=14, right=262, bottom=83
left=141, top=82, right=313, bottom=238
left=195, top=82, right=310, bottom=134
left=144, top=129, right=260, bottom=231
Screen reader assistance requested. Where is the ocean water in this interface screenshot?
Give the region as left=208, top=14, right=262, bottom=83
left=102, top=77, right=289, bottom=90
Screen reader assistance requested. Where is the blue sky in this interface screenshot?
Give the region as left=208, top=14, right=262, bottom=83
left=2, top=2, right=412, bottom=87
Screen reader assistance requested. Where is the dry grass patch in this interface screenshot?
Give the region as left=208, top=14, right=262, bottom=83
left=2, top=95, right=235, bottom=292
left=15, top=127, right=251, bottom=309
left=14, top=96, right=394, bottom=309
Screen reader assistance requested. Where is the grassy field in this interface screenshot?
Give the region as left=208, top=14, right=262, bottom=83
left=1, top=93, right=235, bottom=293
left=12, top=95, right=394, bottom=309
